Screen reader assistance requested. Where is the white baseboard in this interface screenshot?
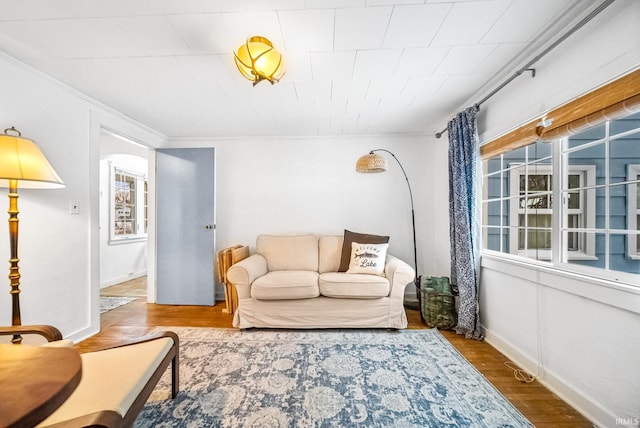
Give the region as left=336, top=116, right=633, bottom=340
left=100, top=271, right=146, bottom=289
left=483, top=326, right=622, bottom=428
left=66, top=325, right=100, bottom=344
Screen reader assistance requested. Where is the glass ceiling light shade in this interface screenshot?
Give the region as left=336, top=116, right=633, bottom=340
left=355, top=152, right=388, bottom=173
left=0, top=127, right=64, bottom=343
left=234, top=36, right=285, bottom=86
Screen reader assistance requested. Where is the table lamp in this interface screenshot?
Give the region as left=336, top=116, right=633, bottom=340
left=0, top=127, right=64, bottom=343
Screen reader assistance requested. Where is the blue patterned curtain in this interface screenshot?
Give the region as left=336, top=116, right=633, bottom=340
left=448, top=107, right=483, bottom=340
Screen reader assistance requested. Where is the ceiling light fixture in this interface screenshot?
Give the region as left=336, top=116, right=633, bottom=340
left=234, top=36, right=285, bottom=86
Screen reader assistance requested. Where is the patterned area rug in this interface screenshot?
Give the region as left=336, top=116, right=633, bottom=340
left=99, top=296, right=136, bottom=314
left=135, top=328, right=532, bottom=427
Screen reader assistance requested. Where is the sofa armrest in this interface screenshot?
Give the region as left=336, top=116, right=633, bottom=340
left=227, top=254, right=268, bottom=298
left=385, top=255, right=415, bottom=298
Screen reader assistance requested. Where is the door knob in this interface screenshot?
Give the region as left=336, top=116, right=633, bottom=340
left=205, top=224, right=214, bottom=230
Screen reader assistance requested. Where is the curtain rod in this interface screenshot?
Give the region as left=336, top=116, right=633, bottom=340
left=434, top=0, right=616, bottom=139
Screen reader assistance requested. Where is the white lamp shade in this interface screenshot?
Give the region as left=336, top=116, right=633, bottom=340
left=0, top=134, right=65, bottom=189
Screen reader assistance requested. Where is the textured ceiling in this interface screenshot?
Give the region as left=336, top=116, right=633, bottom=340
left=0, top=0, right=599, bottom=138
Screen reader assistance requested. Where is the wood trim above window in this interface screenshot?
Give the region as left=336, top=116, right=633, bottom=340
left=481, top=68, right=640, bottom=160
left=479, top=121, right=539, bottom=159
left=541, top=92, right=640, bottom=140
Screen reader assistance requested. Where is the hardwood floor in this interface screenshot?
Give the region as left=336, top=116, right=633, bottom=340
left=84, top=279, right=593, bottom=427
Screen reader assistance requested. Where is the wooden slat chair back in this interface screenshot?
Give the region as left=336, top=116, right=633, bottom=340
left=216, top=245, right=249, bottom=315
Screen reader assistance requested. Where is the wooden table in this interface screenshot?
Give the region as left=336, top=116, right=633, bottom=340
left=0, top=344, right=82, bottom=428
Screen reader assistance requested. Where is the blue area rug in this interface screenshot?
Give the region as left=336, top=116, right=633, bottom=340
left=135, top=328, right=532, bottom=427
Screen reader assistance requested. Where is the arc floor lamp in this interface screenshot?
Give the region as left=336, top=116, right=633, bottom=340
left=356, top=149, right=420, bottom=290
left=0, top=127, right=64, bottom=343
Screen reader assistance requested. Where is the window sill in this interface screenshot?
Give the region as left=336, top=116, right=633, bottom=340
left=515, top=250, right=551, bottom=261
left=512, top=250, right=597, bottom=261
left=565, top=253, right=598, bottom=261
left=481, top=251, right=640, bottom=315
left=109, top=236, right=148, bottom=245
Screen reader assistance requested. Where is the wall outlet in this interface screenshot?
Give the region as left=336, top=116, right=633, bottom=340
left=69, top=201, right=80, bottom=215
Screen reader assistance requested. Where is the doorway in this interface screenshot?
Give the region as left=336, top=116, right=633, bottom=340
left=98, top=131, right=150, bottom=314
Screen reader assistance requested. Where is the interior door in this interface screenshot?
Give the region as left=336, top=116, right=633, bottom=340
left=156, top=148, right=215, bottom=305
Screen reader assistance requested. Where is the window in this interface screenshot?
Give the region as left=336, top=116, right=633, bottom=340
left=110, top=166, right=147, bottom=243
left=482, top=111, right=640, bottom=284
left=482, top=139, right=554, bottom=261
left=508, top=163, right=554, bottom=260
left=506, top=164, right=595, bottom=260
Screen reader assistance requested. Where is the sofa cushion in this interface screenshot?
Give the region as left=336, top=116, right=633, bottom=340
left=257, top=234, right=319, bottom=272
left=318, top=235, right=343, bottom=273
left=318, top=272, right=390, bottom=298
left=338, top=230, right=389, bottom=272
left=252, top=271, right=320, bottom=300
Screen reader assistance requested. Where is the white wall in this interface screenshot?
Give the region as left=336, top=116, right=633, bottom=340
left=168, top=134, right=451, bottom=299
left=476, top=1, right=640, bottom=426
left=0, top=53, right=166, bottom=341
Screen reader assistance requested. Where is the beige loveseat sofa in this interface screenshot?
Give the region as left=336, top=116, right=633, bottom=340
left=226, top=234, right=415, bottom=329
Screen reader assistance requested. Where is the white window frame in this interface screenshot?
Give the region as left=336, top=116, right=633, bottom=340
left=628, top=165, right=640, bottom=259
left=109, top=164, right=148, bottom=244
left=560, top=163, right=597, bottom=261
left=508, top=164, right=595, bottom=260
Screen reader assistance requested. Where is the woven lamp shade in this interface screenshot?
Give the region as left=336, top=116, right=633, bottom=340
left=356, top=152, right=388, bottom=173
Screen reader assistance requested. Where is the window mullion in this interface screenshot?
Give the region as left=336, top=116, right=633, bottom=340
left=500, top=155, right=505, bottom=253
left=524, top=152, right=529, bottom=255
left=553, top=138, right=563, bottom=265
left=604, top=121, right=611, bottom=271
